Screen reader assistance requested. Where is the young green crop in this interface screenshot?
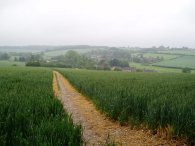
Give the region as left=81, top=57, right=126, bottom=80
left=153, top=55, right=195, bottom=69
left=0, top=67, right=82, bottom=146
left=58, top=69, right=195, bottom=142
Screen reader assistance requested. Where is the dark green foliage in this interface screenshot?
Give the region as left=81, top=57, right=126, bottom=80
left=182, top=67, right=191, bottom=73
left=97, top=60, right=111, bottom=70
left=0, top=68, right=82, bottom=146
left=47, top=50, right=95, bottom=69
left=109, top=59, right=129, bottom=67
left=0, top=53, right=10, bottom=60
left=59, top=69, right=195, bottom=142
left=63, top=50, right=95, bottom=68
left=26, top=61, right=41, bottom=66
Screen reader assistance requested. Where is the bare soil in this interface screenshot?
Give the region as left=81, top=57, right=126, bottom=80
left=53, top=71, right=186, bottom=146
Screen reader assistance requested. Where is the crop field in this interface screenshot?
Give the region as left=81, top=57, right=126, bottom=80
left=0, top=68, right=82, bottom=146
left=152, top=55, right=195, bottom=69
left=143, top=53, right=179, bottom=60
left=59, top=69, right=195, bottom=142
left=158, top=50, right=195, bottom=55
left=129, top=62, right=183, bottom=73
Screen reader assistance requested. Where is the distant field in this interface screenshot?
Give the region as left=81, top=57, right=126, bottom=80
left=0, top=61, right=25, bottom=66
left=143, top=53, right=179, bottom=60
left=129, top=63, right=183, bottom=73
left=153, top=56, right=195, bottom=69
left=43, top=49, right=93, bottom=58
left=158, top=50, right=195, bottom=55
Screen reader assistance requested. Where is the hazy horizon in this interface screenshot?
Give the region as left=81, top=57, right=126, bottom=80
left=0, top=0, right=194, bottom=48
left=0, top=45, right=194, bottom=49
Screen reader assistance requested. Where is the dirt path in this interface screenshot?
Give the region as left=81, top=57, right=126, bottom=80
left=53, top=71, right=185, bottom=146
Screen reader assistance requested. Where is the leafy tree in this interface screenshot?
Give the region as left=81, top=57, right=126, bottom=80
left=109, top=59, right=121, bottom=66
left=18, top=56, right=26, bottom=62
left=120, top=60, right=129, bottom=67
left=109, top=59, right=129, bottom=67
left=98, top=60, right=111, bottom=70
left=26, top=61, right=41, bottom=66
left=0, top=53, right=10, bottom=60
left=64, top=50, right=81, bottom=67
left=29, top=54, right=43, bottom=61
left=182, top=67, right=191, bottom=73
left=51, top=50, right=96, bottom=68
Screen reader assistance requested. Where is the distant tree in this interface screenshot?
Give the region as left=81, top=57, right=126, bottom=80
left=64, top=50, right=81, bottom=68
left=109, top=59, right=129, bottom=67
left=14, top=57, right=18, bottom=61
left=29, top=54, right=43, bottom=62
left=133, top=57, right=142, bottom=63
left=19, top=57, right=26, bottom=62
left=119, top=60, right=129, bottom=67
left=98, top=60, right=111, bottom=70
left=139, top=54, right=143, bottom=58
left=0, top=53, right=10, bottom=60
left=79, top=55, right=95, bottom=69
left=60, top=50, right=95, bottom=68
left=182, top=67, right=191, bottom=73
left=26, top=61, right=41, bottom=67
left=109, top=59, right=121, bottom=66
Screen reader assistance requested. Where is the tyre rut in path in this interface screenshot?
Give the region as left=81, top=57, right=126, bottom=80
left=53, top=71, right=184, bottom=146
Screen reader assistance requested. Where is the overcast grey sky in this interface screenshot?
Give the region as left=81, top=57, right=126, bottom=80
left=0, top=0, right=194, bottom=47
